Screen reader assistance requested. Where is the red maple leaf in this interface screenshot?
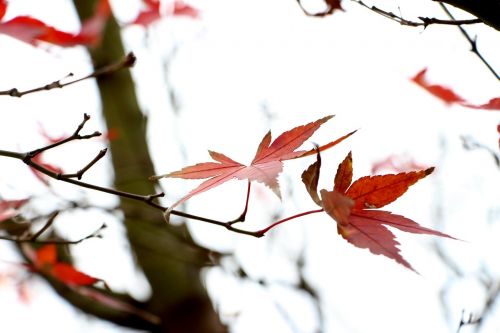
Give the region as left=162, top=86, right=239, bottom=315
left=0, top=198, right=28, bottom=222
left=33, top=244, right=100, bottom=286
left=371, top=154, right=428, bottom=175
left=130, top=0, right=199, bottom=27
left=302, top=151, right=454, bottom=272
left=152, top=116, right=355, bottom=212
left=411, top=68, right=500, bottom=110
left=0, top=0, right=7, bottom=20
left=0, top=0, right=110, bottom=47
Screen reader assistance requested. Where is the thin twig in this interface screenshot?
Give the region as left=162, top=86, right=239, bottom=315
left=26, top=113, right=100, bottom=158
left=29, top=211, right=59, bottom=241
left=0, top=223, right=106, bottom=245
left=352, top=0, right=482, bottom=27
left=61, top=148, right=108, bottom=180
left=439, top=3, right=499, bottom=81
left=256, top=209, right=324, bottom=236
left=0, top=52, right=137, bottom=98
left=1, top=115, right=322, bottom=238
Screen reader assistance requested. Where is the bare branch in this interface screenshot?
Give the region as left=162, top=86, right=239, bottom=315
left=351, top=0, right=482, bottom=27
left=0, top=114, right=327, bottom=238
left=0, top=52, right=136, bottom=98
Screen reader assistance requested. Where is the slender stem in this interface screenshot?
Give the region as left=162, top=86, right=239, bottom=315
left=228, top=181, right=251, bottom=225
left=256, top=209, right=324, bottom=236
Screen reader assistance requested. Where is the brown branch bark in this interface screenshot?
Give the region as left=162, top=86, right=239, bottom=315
left=38, top=1, right=227, bottom=332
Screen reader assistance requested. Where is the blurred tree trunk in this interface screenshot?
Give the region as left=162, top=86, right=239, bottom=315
left=69, top=1, right=225, bottom=332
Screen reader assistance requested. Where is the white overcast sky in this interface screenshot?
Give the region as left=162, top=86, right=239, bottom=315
left=0, top=0, right=499, bottom=332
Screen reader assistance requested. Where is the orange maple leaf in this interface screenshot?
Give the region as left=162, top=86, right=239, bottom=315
left=302, top=151, right=455, bottom=272
left=153, top=116, right=355, bottom=213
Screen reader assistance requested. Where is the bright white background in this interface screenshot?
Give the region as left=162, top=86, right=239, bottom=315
left=0, top=0, right=499, bottom=332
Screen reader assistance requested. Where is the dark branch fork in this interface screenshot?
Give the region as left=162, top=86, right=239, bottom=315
left=0, top=114, right=324, bottom=239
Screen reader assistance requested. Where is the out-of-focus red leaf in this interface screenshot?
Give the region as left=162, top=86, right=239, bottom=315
left=51, top=263, right=99, bottom=286
left=103, top=128, right=119, bottom=141
left=411, top=68, right=465, bottom=105
left=38, top=124, right=66, bottom=144
left=411, top=68, right=500, bottom=110
left=30, top=153, right=63, bottom=186
left=130, top=0, right=199, bottom=26
left=0, top=0, right=7, bottom=20
left=34, top=244, right=58, bottom=267
left=77, top=0, right=111, bottom=47
left=462, top=98, right=500, bottom=110
left=498, top=123, right=500, bottom=149
left=0, top=198, right=28, bottom=222
left=304, top=152, right=453, bottom=271
left=371, top=154, right=428, bottom=175
left=171, top=0, right=199, bottom=18
left=34, top=245, right=100, bottom=286
left=0, top=0, right=110, bottom=47
left=153, top=116, right=353, bottom=211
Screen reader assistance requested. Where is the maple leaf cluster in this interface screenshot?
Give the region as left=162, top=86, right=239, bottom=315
left=153, top=116, right=454, bottom=271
